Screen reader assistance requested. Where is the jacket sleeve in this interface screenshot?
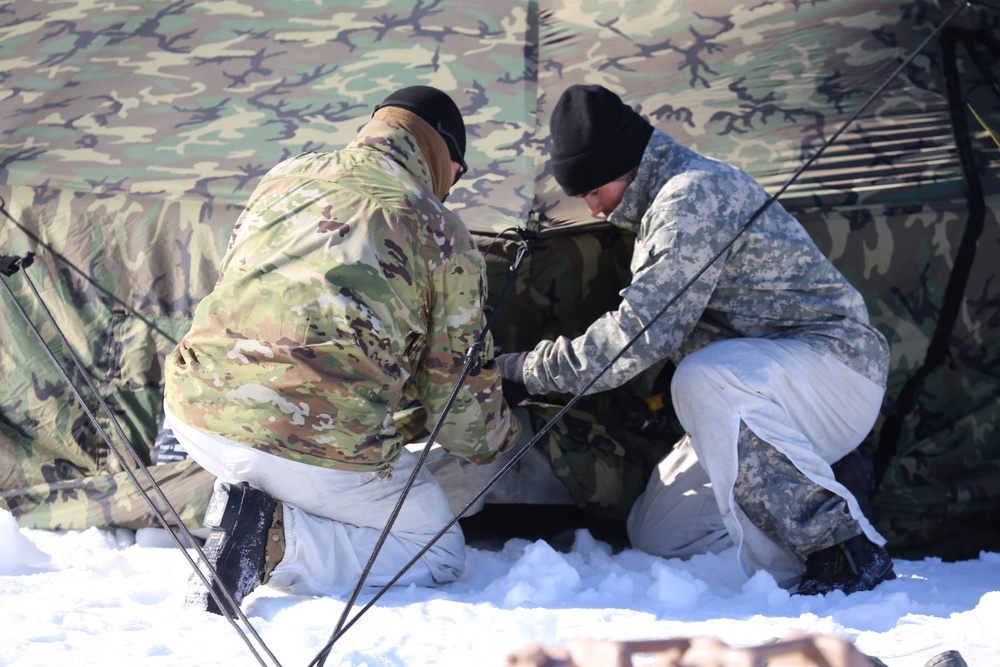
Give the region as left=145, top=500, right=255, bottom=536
left=412, top=247, right=520, bottom=464
left=523, top=172, right=748, bottom=395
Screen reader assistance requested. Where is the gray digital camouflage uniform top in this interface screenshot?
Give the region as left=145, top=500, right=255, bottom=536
left=523, top=129, right=891, bottom=394
left=164, top=118, right=519, bottom=472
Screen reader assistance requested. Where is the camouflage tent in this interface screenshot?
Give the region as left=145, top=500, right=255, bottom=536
left=1, top=0, right=997, bottom=559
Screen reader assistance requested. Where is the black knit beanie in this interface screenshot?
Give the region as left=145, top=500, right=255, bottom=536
left=550, top=84, right=653, bottom=196
left=374, top=85, right=467, bottom=172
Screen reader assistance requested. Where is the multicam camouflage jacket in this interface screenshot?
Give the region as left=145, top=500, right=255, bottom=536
left=164, top=119, right=519, bottom=472
left=523, top=129, right=892, bottom=395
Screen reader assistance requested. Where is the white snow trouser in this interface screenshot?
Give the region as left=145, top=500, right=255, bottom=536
left=627, top=435, right=733, bottom=559
left=629, top=338, right=886, bottom=588
left=164, top=407, right=465, bottom=597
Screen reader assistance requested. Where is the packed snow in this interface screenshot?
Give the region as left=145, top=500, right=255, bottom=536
left=1, top=508, right=997, bottom=666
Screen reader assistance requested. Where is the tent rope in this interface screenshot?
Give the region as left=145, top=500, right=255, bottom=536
left=873, top=20, right=999, bottom=487
left=968, top=102, right=1000, bottom=148
left=309, top=0, right=972, bottom=660
left=2, top=1, right=991, bottom=662
left=311, top=226, right=538, bottom=667
left=0, top=226, right=283, bottom=667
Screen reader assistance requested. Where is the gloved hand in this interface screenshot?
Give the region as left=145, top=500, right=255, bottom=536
left=495, top=351, right=527, bottom=384
left=495, top=351, right=530, bottom=406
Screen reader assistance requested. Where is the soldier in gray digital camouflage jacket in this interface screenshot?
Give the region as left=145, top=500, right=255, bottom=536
left=163, top=85, right=520, bottom=617
left=498, top=84, right=895, bottom=595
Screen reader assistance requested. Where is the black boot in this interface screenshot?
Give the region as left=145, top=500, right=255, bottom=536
left=185, top=482, right=278, bottom=617
left=923, top=650, right=969, bottom=667
left=797, top=533, right=896, bottom=596
left=831, top=447, right=876, bottom=520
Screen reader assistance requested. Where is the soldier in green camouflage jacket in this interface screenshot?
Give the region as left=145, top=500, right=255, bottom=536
left=498, top=85, right=894, bottom=596
left=163, top=86, right=520, bottom=614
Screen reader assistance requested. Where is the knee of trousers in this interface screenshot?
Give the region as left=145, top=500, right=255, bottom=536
left=670, top=347, right=739, bottom=419
left=425, top=536, right=466, bottom=584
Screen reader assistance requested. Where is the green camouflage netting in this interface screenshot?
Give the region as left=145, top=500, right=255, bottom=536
left=1, top=0, right=998, bottom=557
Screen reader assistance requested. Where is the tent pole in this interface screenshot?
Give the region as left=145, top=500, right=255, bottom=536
left=316, top=227, right=538, bottom=667
left=309, top=0, right=974, bottom=658
left=873, top=21, right=999, bottom=487
left=0, top=235, right=283, bottom=667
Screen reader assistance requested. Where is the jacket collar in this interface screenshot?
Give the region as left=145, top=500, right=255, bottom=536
left=607, top=129, right=688, bottom=233
left=349, top=113, right=451, bottom=201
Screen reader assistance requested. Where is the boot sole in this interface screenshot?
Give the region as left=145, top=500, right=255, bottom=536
left=184, top=484, right=234, bottom=612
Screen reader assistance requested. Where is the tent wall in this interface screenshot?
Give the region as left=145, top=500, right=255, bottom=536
left=1, top=0, right=997, bottom=558
left=0, top=0, right=538, bottom=486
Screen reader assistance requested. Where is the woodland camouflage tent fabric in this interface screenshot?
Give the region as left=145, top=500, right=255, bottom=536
left=0, top=0, right=998, bottom=559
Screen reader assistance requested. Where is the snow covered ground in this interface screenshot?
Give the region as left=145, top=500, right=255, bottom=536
left=1, top=507, right=997, bottom=667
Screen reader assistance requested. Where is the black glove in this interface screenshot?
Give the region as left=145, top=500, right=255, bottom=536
left=495, top=351, right=527, bottom=384
left=495, top=351, right=530, bottom=406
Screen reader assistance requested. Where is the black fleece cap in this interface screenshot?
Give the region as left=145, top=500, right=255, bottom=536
left=550, top=84, right=653, bottom=196
left=375, top=85, right=467, bottom=172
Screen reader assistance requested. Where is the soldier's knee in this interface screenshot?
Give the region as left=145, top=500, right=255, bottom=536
left=670, top=346, right=733, bottom=411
